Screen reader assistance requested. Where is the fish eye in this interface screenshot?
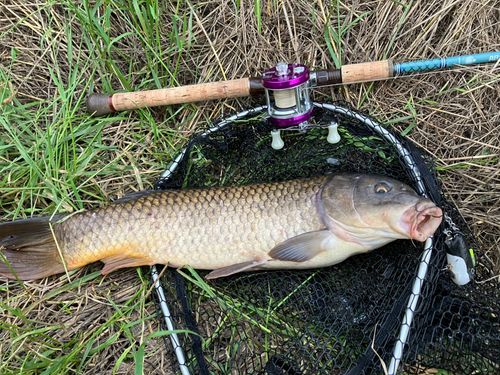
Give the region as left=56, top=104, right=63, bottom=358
left=374, top=182, right=392, bottom=194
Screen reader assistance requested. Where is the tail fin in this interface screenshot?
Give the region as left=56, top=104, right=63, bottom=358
left=0, top=215, right=67, bottom=280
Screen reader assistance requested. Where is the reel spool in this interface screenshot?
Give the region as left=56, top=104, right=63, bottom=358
left=263, top=62, right=340, bottom=150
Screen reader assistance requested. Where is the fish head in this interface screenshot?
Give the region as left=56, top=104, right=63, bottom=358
left=319, top=174, right=443, bottom=244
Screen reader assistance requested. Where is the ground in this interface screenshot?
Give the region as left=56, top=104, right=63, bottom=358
left=0, top=0, right=499, bottom=374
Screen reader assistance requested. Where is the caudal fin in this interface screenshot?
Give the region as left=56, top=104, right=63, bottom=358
left=0, top=215, right=67, bottom=280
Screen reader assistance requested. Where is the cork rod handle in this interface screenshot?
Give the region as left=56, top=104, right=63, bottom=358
left=87, top=78, right=253, bottom=116
left=341, top=60, right=394, bottom=84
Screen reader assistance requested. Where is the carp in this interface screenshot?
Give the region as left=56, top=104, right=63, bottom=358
left=0, top=174, right=442, bottom=281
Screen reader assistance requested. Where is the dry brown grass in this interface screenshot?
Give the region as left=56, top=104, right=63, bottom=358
left=0, top=0, right=499, bottom=373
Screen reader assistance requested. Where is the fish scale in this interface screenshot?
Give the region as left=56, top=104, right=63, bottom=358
left=53, top=176, right=328, bottom=271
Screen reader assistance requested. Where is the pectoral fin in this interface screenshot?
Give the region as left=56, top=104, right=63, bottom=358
left=206, top=259, right=268, bottom=279
left=269, top=230, right=335, bottom=262
left=101, top=254, right=154, bottom=274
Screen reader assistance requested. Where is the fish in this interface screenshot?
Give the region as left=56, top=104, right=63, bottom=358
left=0, top=173, right=443, bottom=281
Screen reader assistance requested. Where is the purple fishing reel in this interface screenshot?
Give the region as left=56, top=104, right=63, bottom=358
left=262, top=62, right=313, bottom=127
left=262, top=62, right=340, bottom=149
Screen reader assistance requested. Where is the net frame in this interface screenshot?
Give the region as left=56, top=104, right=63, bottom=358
left=149, top=102, right=448, bottom=374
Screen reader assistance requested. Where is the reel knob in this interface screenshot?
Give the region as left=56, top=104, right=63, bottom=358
left=327, top=123, right=341, bottom=144
left=270, top=129, right=285, bottom=150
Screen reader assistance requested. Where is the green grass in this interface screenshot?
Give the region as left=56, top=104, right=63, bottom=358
left=1, top=0, right=498, bottom=374
left=0, top=270, right=168, bottom=374
left=0, top=2, right=195, bottom=219
left=0, top=1, right=198, bottom=373
left=324, top=0, right=370, bottom=69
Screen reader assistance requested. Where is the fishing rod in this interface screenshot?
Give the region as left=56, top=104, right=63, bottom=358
left=87, top=51, right=500, bottom=117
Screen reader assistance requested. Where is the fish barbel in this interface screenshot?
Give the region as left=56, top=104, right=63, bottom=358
left=0, top=174, right=443, bottom=281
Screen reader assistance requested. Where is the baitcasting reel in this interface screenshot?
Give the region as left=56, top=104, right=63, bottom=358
left=262, top=62, right=340, bottom=150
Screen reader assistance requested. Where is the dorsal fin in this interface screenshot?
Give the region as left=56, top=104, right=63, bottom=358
left=112, top=190, right=157, bottom=204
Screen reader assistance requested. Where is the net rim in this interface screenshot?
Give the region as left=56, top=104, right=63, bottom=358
left=152, top=102, right=440, bottom=375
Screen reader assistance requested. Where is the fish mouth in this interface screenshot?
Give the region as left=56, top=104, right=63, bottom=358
left=408, top=203, right=443, bottom=242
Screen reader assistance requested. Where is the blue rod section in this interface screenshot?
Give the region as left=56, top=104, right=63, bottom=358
left=394, top=51, right=500, bottom=75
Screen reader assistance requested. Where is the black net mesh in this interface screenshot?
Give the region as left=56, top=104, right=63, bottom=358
left=150, top=102, right=499, bottom=375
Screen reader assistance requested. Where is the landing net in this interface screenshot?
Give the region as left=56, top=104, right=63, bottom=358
left=150, top=102, right=499, bottom=375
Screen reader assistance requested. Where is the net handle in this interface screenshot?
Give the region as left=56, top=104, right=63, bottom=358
left=151, top=265, right=191, bottom=375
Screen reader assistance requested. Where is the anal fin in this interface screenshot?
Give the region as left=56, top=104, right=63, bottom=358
left=101, top=254, right=154, bottom=274
left=206, top=259, right=268, bottom=279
